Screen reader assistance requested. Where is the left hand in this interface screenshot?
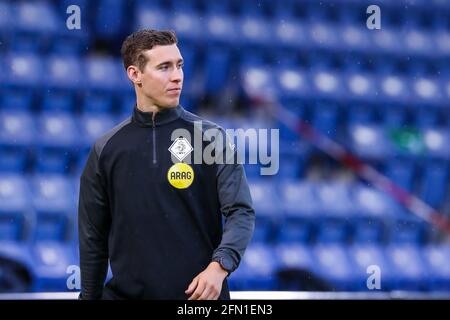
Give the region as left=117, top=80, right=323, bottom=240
left=185, top=261, right=229, bottom=300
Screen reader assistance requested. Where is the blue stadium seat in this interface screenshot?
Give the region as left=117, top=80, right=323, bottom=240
left=0, top=111, right=35, bottom=172
left=419, top=161, right=449, bottom=208
left=9, top=2, right=59, bottom=53
left=351, top=216, right=386, bottom=244
left=0, top=55, right=3, bottom=85
left=239, top=0, right=270, bottom=17
left=239, top=48, right=269, bottom=68
left=41, top=92, right=75, bottom=113
left=229, top=244, right=278, bottom=290
left=308, top=21, right=341, bottom=51
left=348, top=244, right=394, bottom=291
left=272, top=0, right=297, bottom=19
left=204, top=46, right=231, bottom=93
left=204, top=12, right=239, bottom=45
left=353, top=185, right=405, bottom=219
left=315, top=181, right=355, bottom=218
left=313, top=244, right=357, bottom=291
left=248, top=180, right=281, bottom=243
left=82, top=92, right=114, bottom=114
left=36, top=112, right=79, bottom=173
left=84, top=58, right=130, bottom=113
left=240, top=65, right=276, bottom=99
left=249, top=216, right=274, bottom=244
left=45, top=55, right=83, bottom=91
left=378, top=74, right=409, bottom=104
left=435, top=29, right=450, bottom=57
left=274, top=19, right=309, bottom=51
left=386, top=244, right=429, bottom=290
left=382, top=107, right=406, bottom=128
left=348, top=124, right=392, bottom=159
left=275, top=243, right=319, bottom=290
left=423, top=245, right=450, bottom=291
left=339, top=24, right=372, bottom=53
left=275, top=243, right=315, bottom=272
left=275, top=67, right=311, bottom=101
left=0, top=174, right=32, bottom=241
left=371, top=27, right=403, bottom=55
left=37, top=113, right=78, bottom=147
left=411, top=76, right=442, bottom=106
left=118, top=92, right=136, bottom=114
left=169, top=0, right=199, bottom=12
left=1, top=88, right=34, bottom=111
left=271, top=50, right=300, bottom=69
left=4, top=53, right=43, bottom=88
left=422, top=128, right=450, bottom=160
left=311, top=103, right=338, bottom=138
left=249, top=179, right=282, bottom=217
left=31, top=175, right=76, bottom=242
left=43, top=55, right=83, bottom=112
left=276, top=152, right=304, bottom=181
left=12, top=1, right=58, bottom=35
left=384, top=159, right=415, bottom=192
left=311, top=69, right=345, bottom=100
left=238, top=15, right=273, bottom=48
left=94, top=0, right=126, bottom=39
left=0, top=1, right=12, bottom=35
left=415, top=108, right=439, bottom=128
left=344, top=72, right=378, bottom=102
left=315, top=182, right=354, bottom=243
left=204, top=0, right=233, bottom=14
left=347, top=105, right=374, bottom=125
left=31, top=242, right=78, bottom=292
left=316, top=218, right=351, bottom=244
left=402, top=28, right=435, bottom=57
left=84, top=56, right=123, bottom=93
left=277, top=217, right=313, bottom=244
left=389, top=218, right=430, bottom=245
left=78, top=113, right=117, bottom=150
left=275, top=109, right=302, bottom=145
left=0, top=146, right=28, bottom=173
left=170, top=5, right=203, bottom=43
left=135, top=3, right=171, bottom=31
left=281, top=181, right=319, bottom=218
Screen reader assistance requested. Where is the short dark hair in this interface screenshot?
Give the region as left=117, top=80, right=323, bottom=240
left=120, top=29, right=178, bottom=71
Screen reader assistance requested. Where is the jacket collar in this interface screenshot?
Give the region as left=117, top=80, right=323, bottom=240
left=132, top=104, right=183, bottom=127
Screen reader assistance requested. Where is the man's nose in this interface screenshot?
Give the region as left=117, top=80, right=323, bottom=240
left=170, top=68, right=183, bottom=83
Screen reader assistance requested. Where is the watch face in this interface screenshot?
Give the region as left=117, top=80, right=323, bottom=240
left=221, top=258, right=232, bottom=271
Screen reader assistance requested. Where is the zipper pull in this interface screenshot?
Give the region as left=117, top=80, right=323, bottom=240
left=152, top=112, right=156, bottom=128
left=152, top=112, right=157, bottom=164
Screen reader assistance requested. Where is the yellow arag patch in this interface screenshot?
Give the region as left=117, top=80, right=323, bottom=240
left=167, top=163, right=194, bottom=189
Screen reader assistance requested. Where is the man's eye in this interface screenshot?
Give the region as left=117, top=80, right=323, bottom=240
left=178, top=64, right=184, bottom=69
left=160, top=65, right=169, bottom=70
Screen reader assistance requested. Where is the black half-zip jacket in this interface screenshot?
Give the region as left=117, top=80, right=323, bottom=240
left=78, top=105, right=255, bottom=299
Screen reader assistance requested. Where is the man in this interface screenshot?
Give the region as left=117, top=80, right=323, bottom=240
left=78, top=29, right=255, bottom=300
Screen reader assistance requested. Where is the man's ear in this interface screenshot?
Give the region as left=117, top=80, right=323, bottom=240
left=127, top=65, right=142, bottom=86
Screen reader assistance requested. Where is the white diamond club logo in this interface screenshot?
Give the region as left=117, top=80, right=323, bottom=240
left=169, top=137, right=193, bottom=162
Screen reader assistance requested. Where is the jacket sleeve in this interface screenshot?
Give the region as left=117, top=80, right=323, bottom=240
left=78, top=145, right=111, bottom=299
left=212, top=130, right=256, bottom=275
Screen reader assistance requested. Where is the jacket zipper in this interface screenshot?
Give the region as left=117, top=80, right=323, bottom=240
left=152, top=115, right=157, bottom=165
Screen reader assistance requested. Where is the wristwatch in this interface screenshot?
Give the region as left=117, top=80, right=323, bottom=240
left=212, top=256, right=233, bottom=274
